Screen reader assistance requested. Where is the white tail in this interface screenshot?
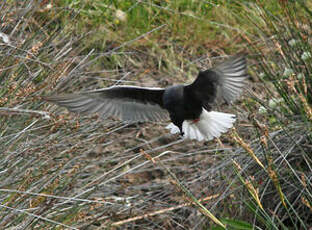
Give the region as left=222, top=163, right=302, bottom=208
left=166, top=109, right=236, bottom=141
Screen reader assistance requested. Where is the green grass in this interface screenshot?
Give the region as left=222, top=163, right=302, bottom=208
left=0, top=0, right=311, bottom=229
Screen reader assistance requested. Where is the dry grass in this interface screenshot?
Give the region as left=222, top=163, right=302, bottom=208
left=0, top=1, right=311, bottom=229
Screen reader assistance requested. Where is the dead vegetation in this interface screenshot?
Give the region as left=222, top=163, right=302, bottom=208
left=0, top=1, right=311, bottom=229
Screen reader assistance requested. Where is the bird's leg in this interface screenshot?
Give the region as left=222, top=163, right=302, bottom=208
left=176, top=121, right=184, bottom=136
left=175, top=121, right=184, bottom=136
left=179, top=126, right=184, bottom=136
left=170, top=115, right=184, bottom=136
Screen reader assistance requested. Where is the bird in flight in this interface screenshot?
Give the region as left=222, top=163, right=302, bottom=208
left=44, top=54, right=248, bottom=141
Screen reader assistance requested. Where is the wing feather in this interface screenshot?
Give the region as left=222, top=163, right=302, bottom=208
left=44, top=86, right=169, bottom=122
left=185, top=53, right=248, bottom=107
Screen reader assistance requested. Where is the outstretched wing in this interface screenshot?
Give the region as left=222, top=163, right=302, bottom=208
left=43, top=86, right=169, bottom=122
left=185, top=54, right=248, bottom=108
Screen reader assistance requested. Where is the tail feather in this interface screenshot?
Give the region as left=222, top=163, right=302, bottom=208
left=166, top=109, right=236, bottom=141
left=166, top=123, right=180, bottom=134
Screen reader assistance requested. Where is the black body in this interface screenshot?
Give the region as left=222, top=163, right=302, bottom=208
left=163, top=85, right=203, bottom=134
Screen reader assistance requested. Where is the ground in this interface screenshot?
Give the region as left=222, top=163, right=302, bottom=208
left=0, top=1, right=311, bottom=229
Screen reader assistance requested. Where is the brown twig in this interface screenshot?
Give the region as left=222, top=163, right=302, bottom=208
left=0, top=107, right=51, bottom=119
left=108, top=194, right=219, bottom=227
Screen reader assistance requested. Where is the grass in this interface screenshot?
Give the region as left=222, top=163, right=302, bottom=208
left=0, top=0, right=311, bottom=229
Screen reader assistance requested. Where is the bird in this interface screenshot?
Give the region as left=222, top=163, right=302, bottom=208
left=43, top=53, right=248, bottom=142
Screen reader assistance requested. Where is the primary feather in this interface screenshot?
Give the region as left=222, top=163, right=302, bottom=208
left=212, top=54, right=248, bottom=103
